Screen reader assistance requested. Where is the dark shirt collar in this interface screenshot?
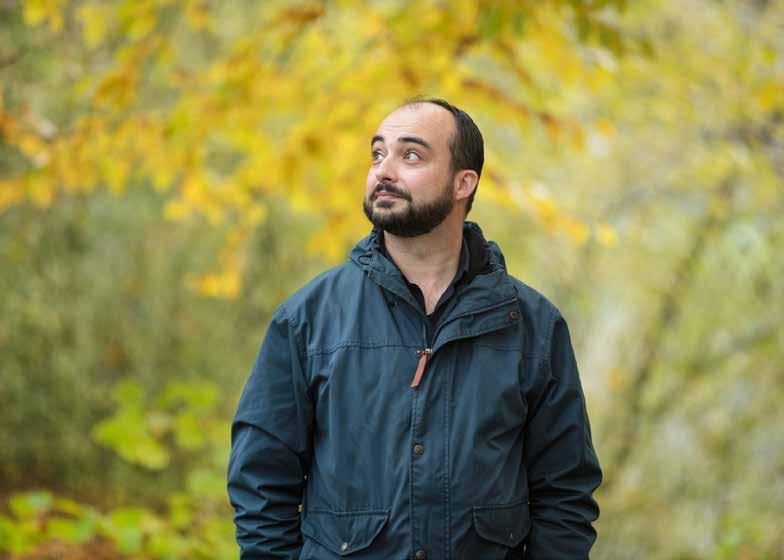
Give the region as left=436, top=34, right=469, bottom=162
left=377, top=229, right=471, bottom=288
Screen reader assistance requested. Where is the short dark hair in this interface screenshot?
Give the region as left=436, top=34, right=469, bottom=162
left=401, top=96, right=484, bottom=215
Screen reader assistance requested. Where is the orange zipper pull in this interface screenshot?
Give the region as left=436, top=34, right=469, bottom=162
left=411, top=348, right=432, bottom=388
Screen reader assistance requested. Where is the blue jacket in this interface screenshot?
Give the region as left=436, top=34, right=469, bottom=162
left=227, top=221, right=602, bottom=559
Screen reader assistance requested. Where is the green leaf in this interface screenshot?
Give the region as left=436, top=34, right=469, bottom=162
left=186, top=467, right=229, bottom=502
left=46, top=513, right=98, bottom=544
left=9, top=491, right=53, bottom=519
left=160, top=380, right=220, bottom=411
left=0, top=516, right=15, bottom=551
left=167, top=493, right=193, bottom=530
left=92, top=411, right=170, bottom=469
left=102, top=507, right=158, bottom=555
left=113, top=378, right=144, bottom=407
left=174, top=412, right=205, bottom=450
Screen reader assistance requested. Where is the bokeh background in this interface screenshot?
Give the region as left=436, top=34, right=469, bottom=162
left=1, top=0, right=783, bottom=558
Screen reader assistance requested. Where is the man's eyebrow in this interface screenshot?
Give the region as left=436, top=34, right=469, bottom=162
left=370, top=134, right=432, bottom=150
left=398, top=136, right=431, bottom=150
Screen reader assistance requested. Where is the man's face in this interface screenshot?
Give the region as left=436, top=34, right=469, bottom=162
left=363, top=103, right=457, bottom=237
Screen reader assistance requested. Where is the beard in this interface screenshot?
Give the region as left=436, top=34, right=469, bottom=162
left=362, top=175, right=455, bottom=238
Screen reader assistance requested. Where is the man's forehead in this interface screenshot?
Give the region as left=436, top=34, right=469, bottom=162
left=373, top=103, right=454, bottom=146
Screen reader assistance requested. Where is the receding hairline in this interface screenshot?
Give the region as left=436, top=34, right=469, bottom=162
left=374, top=102, right=456, bottom=149
left=383, top=99, right=455, bottom=121
left=398, top=98, right=454, bottom=117
left=384, top=100, right=457, bottom=144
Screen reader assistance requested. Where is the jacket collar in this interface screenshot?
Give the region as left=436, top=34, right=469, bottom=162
left=348, top=221, right=519, bottom=323
left=377, top=228, right=472, bottom=290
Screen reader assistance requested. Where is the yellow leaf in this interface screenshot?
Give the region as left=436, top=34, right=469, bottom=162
left=189, top=270, right=240, bottom=299
left=23, top=0, right=66, bottom=31
left=543, top=115, right=560, bottom=142
left=595, top=223, right=618, bottom=247
left=570, top=125, right=586, bottom=151
left=163, top=199, right=190, bottom=222
left=0, top=179, right=25, bottom=213
left=596, top=118, right=615, bottom=137
left=755, top=81, right=784, bottom=112
left=562, top=217, right=590, bottom=246
left=608, top=367, right=626, bottom=393
left=124, top=6, right=156, bottom=39
left=27, top=173, right=55, bottom=208
left=245, top=203, right=268, bottom=226
left=289, top=187, right=316, bottom=215
left=23, top=0, right=48, bottom=26
left=78, top=4, right=110, bottom=48
left=94, top=67, right=139, bottom=110
left=524, top=183, right=558, bottom=221
left=185, top=1, right=212, bottom=30
left=104, top=157, right=130, bottom=194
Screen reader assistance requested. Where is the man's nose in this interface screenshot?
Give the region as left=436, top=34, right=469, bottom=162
left=373, top=155, right=397, bottom=183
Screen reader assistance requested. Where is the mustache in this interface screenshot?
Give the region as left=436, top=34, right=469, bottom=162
left=373, top=182, right=411, bottom=200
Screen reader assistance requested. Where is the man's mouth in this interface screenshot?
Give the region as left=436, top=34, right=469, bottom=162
left=376, top=190, right=403, bottom=200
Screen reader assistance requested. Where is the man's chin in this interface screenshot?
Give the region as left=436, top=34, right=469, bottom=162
left=373, top=197, right=405, bottom=210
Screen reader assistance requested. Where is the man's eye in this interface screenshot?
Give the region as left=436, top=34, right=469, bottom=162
left=404, top=151, right=421, bottom=161
left=372, top=150, right=384, bottom=161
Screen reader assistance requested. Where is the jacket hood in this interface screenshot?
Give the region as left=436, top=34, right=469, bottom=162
left=348, top=220, right=516, bottom=313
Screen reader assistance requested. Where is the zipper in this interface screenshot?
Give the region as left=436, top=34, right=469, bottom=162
left=410, top=347, right=431, bottom=388
left=409, top=296, right=517, bottom=388
left=411, top=321, right=432, bottom=388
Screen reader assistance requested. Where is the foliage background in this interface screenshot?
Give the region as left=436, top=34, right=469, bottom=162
left=1, top=0, right=782, bottom=558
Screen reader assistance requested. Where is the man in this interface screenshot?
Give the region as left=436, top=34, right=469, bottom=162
left=227, top=98, right=602, bottom=559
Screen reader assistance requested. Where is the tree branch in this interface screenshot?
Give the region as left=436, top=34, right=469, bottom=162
left=0, top=48, right=26, bottom=69
left=602, top=178, right=736, bottom=490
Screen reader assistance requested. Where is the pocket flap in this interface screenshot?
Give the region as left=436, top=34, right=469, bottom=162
left=472, top=499, right=530, bottom=548
left=301, top=508, right=390, bottom=556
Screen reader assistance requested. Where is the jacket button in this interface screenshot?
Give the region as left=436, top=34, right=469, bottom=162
left=340, top=542, right=348, bottom=552
left=413, top=443, right=424, bottom=456
left=415, top=549, right=426, bottom=559
left=508, top=310, right=519, bottom=320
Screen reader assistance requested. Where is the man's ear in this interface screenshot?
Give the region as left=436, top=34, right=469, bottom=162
left=454, top=169, right=479, bottom=202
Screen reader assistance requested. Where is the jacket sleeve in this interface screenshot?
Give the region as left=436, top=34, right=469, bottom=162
left=227, top=304, right=314, bottom=559
left=523, top=309, right=603, bottom=559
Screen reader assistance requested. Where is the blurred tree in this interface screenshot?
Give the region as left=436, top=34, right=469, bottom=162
left=1, top=0, right=635, bottom=296
left=1, top=0, right=783, bottom=558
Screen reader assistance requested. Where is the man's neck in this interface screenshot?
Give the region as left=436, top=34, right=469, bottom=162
left=382, top=214, right=464, bottom=305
